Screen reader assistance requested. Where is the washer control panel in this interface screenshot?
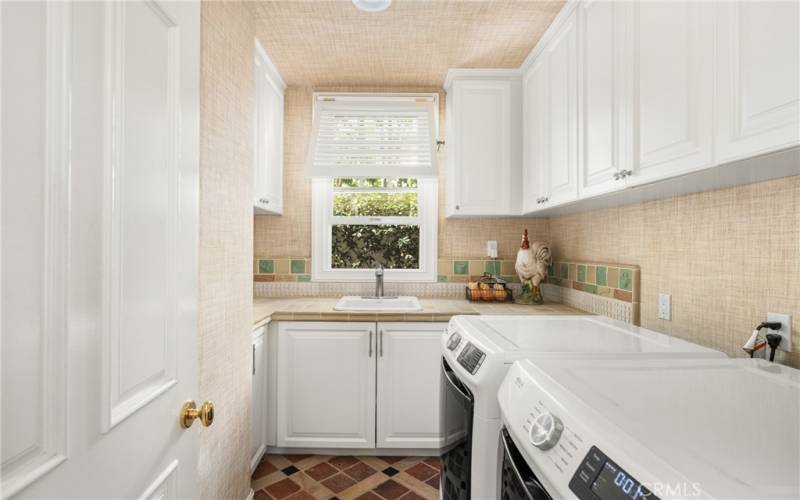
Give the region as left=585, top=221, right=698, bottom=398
left=456, top=342, right=486, bottom=374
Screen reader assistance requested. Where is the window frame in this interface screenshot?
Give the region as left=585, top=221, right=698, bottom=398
left=311, top=177, right=438, bottom=282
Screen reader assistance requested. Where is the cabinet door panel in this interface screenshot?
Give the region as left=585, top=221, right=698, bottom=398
left=376, top=323, right=446, bottom=449
left=450, top=80, right=512, bottom=215
left=546, top=11, right=579, bottom=205
left=715, top=1, right=800, bottom=162
left=250, top=329, right=266, bottom=470
left=631, top=1, right=713, bottom=185
left=578, top=0, right=629, bottom=197
left=522, top=57, right=549, bottom=213
left=276, top=322, right=376, bottom=448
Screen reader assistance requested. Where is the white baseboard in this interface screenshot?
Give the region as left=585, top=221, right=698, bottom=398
left=266, top=446, right=440, bottom=457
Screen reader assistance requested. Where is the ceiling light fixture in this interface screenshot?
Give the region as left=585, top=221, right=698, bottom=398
left=352, top=0, right=392, bottom=13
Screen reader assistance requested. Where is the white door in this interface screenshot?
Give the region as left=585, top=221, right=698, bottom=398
left=522, top=56, right=549, bottom=213
left=276, top=322, right=376, bottom=449
left=545, top=9, right=579, bottom=206
left=630, top=0, right=714, bottom=186
left=250, top=326, right=267, bottom=471
left=376, top=323, right=445, bottom=449
left=449, top=80, right=512, bottom=216
left=577, top=0, right=631, bottom=197
left=1, top=1, right=202, bottom=498
left=714, top=1, right=800, bottom=163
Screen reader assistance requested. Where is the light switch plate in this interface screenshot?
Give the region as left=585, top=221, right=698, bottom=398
left=658, top=293, right=671, bottom=321
left=767, top=312, right=792, bottom=352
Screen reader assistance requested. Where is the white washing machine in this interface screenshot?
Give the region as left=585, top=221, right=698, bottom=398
left=439, top=315, right=725, bottom=500
left=497, top=357, right=800, bottom=500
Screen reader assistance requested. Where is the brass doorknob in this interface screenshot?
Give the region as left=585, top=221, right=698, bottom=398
left=180, top=400, right=214, bottom=429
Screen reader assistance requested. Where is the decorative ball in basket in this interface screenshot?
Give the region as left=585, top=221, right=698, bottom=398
left=514, top=229, right=551, bottom=305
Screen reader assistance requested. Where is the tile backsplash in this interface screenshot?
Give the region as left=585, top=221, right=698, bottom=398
left=547, top=261, right=640, bottom=304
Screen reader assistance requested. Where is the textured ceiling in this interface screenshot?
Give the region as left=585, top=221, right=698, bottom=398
left=255, top=0, right=565, bottom=88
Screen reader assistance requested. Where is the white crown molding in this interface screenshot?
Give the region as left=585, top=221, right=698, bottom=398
left=443, top=68, right=522, bottom=91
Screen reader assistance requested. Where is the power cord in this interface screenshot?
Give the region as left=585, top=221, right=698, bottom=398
left=766, top=333, right=783, bottom=362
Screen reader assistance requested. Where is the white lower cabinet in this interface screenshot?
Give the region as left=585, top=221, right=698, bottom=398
left=376, top=323, right=444, bottom=449
left=275, top=321, right=446, bottom=450
left=251, top=325, right=267, bottom=470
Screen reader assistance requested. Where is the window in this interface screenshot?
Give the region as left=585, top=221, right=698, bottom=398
left=309, top=94, right=439, bottom=282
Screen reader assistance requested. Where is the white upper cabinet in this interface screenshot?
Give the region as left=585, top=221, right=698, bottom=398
left=714, top=1, right=800, bottom=163
left=254, top=39, right=286, bottom=215
left=445, top=71, right=522, bottom=216
left=577, top=0, right=631, bottom=197
left=522, top=56, right=549, bottom=213
left=629, top=1, right=714, bottom=186
left=544, top=9, right=579, bottom=206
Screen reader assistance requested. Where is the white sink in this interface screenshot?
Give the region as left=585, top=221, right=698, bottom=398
left=334, top=295, right=422, bottom=312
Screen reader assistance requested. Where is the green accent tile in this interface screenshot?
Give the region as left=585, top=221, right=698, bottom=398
left=596, top=266, right=607, bottom=286
left=577, top=264, right=587, bottom=283
left=258, top=259, right=274, bottom=274
left=583, top=283, right=598, bottom=294
left=560, top=263, right=569, bottom=279
left=485, top=260, right=501, bottom=275
left=619, top=268, right=633, bottom=291
left=453, top=261, right=469, bottom=275
left=548, top=265, right=555, bottom=277
left=297, top=274, right=311, bottom=282
left=437, top=275, right=449, bottom=283
left=291, top=259, right=305, bottom=274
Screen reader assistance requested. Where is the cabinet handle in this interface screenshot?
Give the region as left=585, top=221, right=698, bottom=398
left=252, top=345, right=255, bottom=375
left=369, top=330, right=373, bottom=357
left=455, top=205, right=460, bottom=210
left=379, top=330, right=384, bottom=357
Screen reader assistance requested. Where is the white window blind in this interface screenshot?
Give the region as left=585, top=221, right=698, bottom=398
left=307, top=95, right=439, bottom=178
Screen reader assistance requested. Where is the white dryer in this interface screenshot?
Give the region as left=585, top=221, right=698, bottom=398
left=498, top=357, right=800, bottom=499
left=439, top=315, right=725, bottom=500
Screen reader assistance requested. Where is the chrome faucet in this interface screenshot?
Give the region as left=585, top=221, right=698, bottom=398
left=375, top=264, right=385, bottom=298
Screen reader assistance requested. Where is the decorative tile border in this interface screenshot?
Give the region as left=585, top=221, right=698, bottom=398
left=542, top=284, right=639, bottom=325
left=254, top=281, right=490, bottom=298
left=254, top=257, right=522, bottom=284
left=254, top=257, right=312, bottom=282
left=546, top=261, right=640, bottom=304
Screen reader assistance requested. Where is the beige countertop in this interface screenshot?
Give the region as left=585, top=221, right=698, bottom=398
left=253, top=296, right=586, bottom=327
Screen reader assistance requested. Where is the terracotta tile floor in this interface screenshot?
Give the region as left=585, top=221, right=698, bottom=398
left=251, top=454, right=441, bottom=500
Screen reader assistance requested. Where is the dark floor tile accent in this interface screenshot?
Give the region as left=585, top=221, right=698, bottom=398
left=329, top=456, right=360, bottom=470
left=321, top=473, right=357, bottom=493
left=305, top=461, right=338, bottom=481
left=344, top=461, right=377, bottom=482
left=265, top=477, right=301, bottom=499
left=281, top=465, right=300, bottom=476
left=405, top=463, right=437, bottom=482
left=373, top=479, right=409, bottom=500
left=382, top=467, right=400, bottom=477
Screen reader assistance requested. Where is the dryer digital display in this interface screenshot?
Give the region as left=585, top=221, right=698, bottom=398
left=569, top=446, right=658, bottom=500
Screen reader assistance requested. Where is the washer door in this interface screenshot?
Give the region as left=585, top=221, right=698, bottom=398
left=500, top=427, right=553, bottom=500
left=440, top=358, right=474, bottom=500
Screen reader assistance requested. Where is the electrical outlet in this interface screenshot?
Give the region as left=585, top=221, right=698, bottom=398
left=658, top=293, right=671, bottom=321
left=767, top=312, right=792, bottom=352
left=487, top=240, right=498, bottom=259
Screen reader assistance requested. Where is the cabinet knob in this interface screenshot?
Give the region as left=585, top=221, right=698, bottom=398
left=179, top=400, right=214, bottom=429
left=613, top=172, right=621, bottom=180
left=455, top=205, right=460, bottom=210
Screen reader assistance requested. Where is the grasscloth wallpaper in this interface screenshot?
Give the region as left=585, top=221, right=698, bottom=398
left=549, top=176, right=800, bottom=368
left=253, top=86, right=547, bottom=260
left=199, top=2, right=255, bottom=499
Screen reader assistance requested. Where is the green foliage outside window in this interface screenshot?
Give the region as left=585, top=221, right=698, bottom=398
left=332, top=225, right=420, bottom=269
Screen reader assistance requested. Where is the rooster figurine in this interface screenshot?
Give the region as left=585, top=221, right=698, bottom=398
left=514, top=229, right=551, bottom=304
